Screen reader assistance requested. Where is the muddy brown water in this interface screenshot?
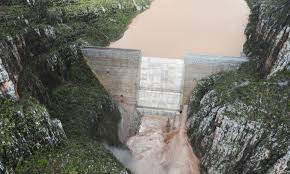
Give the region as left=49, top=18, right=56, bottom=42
left=108, top=1, right=250, bottom=173
left=110, top=0, right=250, bottom=58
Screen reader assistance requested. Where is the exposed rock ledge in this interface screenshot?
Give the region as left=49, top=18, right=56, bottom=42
left=189, top=0, right=290, bottom=172
left=0, top=97, right=66, bottom=173
left=187, top=73, right=289, bottom=174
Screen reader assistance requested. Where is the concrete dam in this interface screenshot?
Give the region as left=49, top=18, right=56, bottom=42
left=81, top=47, right=247, bottom=139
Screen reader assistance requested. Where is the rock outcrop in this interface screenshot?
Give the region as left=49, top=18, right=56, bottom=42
left=187, top=73, right=289, bottom=173
left=0, top=26, right=83, bottom=102
left=0, top=97, right=66, bottom=173
left=0, top=0, right=151, bottom=173
left=244, top=0, right=290, bottom=77
left=187, top=1, right=289, bottom=173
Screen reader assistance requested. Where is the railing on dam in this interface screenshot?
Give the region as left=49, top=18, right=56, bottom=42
left=81, top=47, right=248, bottom=117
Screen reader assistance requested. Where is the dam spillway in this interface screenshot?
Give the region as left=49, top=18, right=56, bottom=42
left=137, top=57, right=184, bottom=117
left=81, top=47, right=247, bottom=138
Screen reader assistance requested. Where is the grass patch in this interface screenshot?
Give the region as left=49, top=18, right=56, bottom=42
left=15, top=139, right=129, bottom=174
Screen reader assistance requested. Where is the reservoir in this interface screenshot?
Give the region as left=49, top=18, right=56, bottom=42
left=110, top=0, right=250, bottom=58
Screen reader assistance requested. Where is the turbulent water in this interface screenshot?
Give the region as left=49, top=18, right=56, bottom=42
left=109, top=107, right=199, bottom=174
left=110, top=0, right=250, bottom=58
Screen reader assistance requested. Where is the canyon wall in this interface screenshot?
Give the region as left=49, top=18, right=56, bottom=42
left=0, top=0, right=151, bottom=173
left=187, top=0, right=290, bottom=173
left=244, top=0, right=290, bottom=77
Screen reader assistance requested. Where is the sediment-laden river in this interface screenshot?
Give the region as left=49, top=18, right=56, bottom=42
left=108, top=0, right=250, bottom=173
left=110, top=0, right=250, bottom=58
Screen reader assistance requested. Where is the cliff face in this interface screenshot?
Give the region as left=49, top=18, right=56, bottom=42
left=0, top=0, right=150, bottom=173
left=187, top=0, right=290, bottom=173
left=0, top=97, right=66, bottom=173
left=244, top=0, right=290, bottom=77
left=187, top=71, right=289, bottom=173
left=0, top=27, right=82, bottom=101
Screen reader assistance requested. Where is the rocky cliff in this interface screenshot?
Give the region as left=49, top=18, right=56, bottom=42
left=0, top=0, right=150, bottom=173
left=187, top=0, right=290, bottom=173
left=244, top=0, right=290, bottom=77
left=0, top=97, right=66, bottom=173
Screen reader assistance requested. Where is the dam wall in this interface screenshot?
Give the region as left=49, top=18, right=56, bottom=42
left=182, top=54, right=248, bottom=104
left=82, top=47, right=141, bottom=106
left=82, top=47, right=247, bottom=117
left=82, top=47, right=142, bottom=140
left=137, top=57, right=184, bottom=117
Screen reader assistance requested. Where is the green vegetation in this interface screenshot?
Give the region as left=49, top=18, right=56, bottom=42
left=15, top=140, right=128, bottom=174
left=189, top=61, right=289, bottom=159
left=1, top=0, right=151, bottom=172
left=190, top=61, right=289, bottom=142
left=0, top=96, right=64, bottom=170
left=14, top=60, right=124, bottom=173
left=191, top=60, right=289, bottom=120
left=49, top=61, right=121, bottom=145
left=79, top=9, right=137, bottom=45
left=0, top=0, right=149, bottom=44
left=188, top=1, right=289, bottom=171
left=16, top=140, right=126, bottom=174
left=0, top=5, right=30, bottom=36
left=244, top=0, right=290, bottom=74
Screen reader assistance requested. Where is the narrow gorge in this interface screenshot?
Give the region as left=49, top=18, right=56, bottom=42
left=0, top=0, right=289, bottom=174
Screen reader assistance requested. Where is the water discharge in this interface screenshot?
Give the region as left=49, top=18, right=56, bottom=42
left=110, top=0, right=250, bottom=58
left=108, top=106, right=199, bottom=174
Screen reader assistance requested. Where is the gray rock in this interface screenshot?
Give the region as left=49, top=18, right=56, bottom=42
left=187, top=76, right=290, bottom=174
left=0, top=98, right=66, bottom=173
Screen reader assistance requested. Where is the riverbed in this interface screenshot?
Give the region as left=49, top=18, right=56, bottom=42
left=110, top=0, right=250, bottom=58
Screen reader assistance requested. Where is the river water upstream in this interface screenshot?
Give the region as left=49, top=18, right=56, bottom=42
left=110, top=0, right=250, bottom=58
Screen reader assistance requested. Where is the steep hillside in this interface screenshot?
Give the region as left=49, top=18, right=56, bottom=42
left=0, top=0, right=150, bottom=173
left=187, top=0, right=290, bottom=173
left=244, top=0, right=290, bottom=77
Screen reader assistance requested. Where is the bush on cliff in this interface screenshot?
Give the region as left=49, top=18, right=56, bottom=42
left=187, top=61, right=289, bottom=173
left=15, top=140, right=128, bottom=174
left=0, top=97, right=65, bottom=172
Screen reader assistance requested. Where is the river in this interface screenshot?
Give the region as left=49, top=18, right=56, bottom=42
left=110, top=0, right=250, bottom=58
left=108, top=0, right=250, bottom=173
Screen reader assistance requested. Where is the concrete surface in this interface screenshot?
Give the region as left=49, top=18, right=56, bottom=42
left=81, top=47, right=247, bottom=119
left=182, top=54, right=247, bottom=104
left=137, top=57, right=184, bottom=116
